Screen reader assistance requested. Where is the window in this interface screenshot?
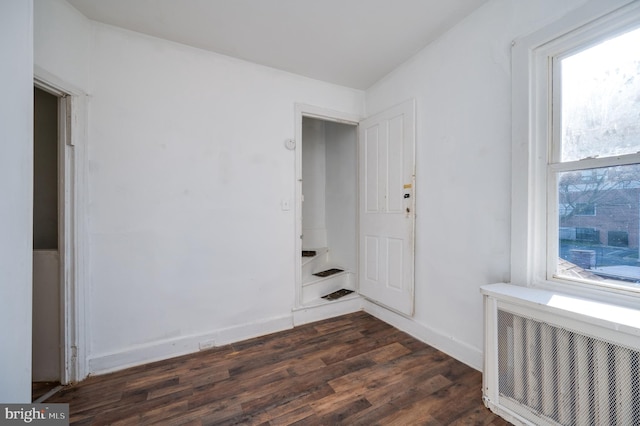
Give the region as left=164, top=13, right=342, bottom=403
left=512, top=0, right=640, bottom=296
left=560, top=202, right=596, bottom=217
left=554, top=26, right=640, bottom=287
left=609, top=230, right=629, bottom=247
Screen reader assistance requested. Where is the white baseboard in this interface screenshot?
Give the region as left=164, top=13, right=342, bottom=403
left=292, top=295, right=363, bottom=326
left=363, top=299, right=483, bottom=371
left=88, top=314, right=294, bottom=375
left=87, top=300, right=482, bottom=377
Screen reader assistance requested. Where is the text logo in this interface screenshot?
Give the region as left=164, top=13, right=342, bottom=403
left=1, top=404, right=68, bottom=425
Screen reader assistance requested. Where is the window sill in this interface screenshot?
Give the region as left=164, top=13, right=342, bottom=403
left=528, top=274, right=640, bottom=309
left=481, top=283, right=640, bottom=334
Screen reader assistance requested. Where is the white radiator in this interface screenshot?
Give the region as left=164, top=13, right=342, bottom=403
left=482, top=284, right=640, bottom=426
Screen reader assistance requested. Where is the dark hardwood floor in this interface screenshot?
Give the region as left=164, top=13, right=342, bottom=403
left=48, top=311, right=510, bottom=425
left=32, top=381, right=61, bottom=402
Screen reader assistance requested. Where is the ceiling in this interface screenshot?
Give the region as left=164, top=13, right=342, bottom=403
left=66, top=0, right=489, bottom=90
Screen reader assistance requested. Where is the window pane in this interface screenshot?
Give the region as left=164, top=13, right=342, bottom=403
left=558, top=164, right=640, bottom=287
left=561, top=27, right=640, bottom=162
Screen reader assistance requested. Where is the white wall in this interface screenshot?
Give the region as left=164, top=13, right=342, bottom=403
left=365, top=0, right=590, bottom=369
left=86, top=23, right=364, bottom=371
left=0, top=0, right=33, bottom=403
left=32, top=0, right=363, bottom=375
left=301, top=118, right=327, bottom=248
left=325, top=122, right=357, bottom=272
left=34, top=0, right=90, bottom=91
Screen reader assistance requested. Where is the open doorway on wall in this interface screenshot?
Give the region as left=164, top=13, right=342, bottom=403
left=32, top=86, right=63, bottom=401
left=31, top=74, right=86, bottom=395
left=299, top=116, right=358, bottom=306
left=294, top=100, right=416, bottom=321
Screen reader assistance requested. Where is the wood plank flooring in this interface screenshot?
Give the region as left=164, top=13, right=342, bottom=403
left=48, top=311, right=510, bottom=425
left=32, top=381, right=61, bottom=402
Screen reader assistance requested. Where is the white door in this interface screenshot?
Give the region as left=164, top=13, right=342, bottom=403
left=359, top=99, right=415, bottom=316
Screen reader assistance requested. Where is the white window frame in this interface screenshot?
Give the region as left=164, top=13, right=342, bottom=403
left=511, top=0, right=640, bottom=304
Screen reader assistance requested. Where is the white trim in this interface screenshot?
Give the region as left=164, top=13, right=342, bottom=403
left=511, top=0, right=640, bottom=304
left=549, top=153, right=640, bottom=172
left=88, top=314, right=293, bottom=375
left=33, top=72, right=89, bottom=384
left=58, top=95, right=70, bottom=382
left=482, top=294, right=499, bottom=405
left=292, top=296, right=364, bottom=326
left=296, top=104, right=361, bottom=126
left=363, top=299, right=484, bottom=371
left=34, top=66, right=84, bottom=97
left=482, top=283, right=640, bottom=336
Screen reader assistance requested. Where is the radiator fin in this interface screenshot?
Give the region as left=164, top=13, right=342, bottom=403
left=497, top=310, right=640, bottom=425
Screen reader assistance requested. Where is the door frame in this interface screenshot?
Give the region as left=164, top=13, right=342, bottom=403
left=293, top=104, right=361, bottom=308
left=34, top=69, right=88, bottom=384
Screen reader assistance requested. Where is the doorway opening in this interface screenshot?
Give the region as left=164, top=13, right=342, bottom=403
left=297, top=112, right=359, bottom=307
left=294, top=100, right=416, bottom=319
left=32, top=87, right=62, bottom=400
left=32, top=76, right=85, bottom=399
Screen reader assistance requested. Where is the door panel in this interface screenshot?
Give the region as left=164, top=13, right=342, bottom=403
left=365, top=235, right=379, bottom=281
left=359, top=99, right=415, bottom=316
left=364, top=126, right=380, bottom=212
